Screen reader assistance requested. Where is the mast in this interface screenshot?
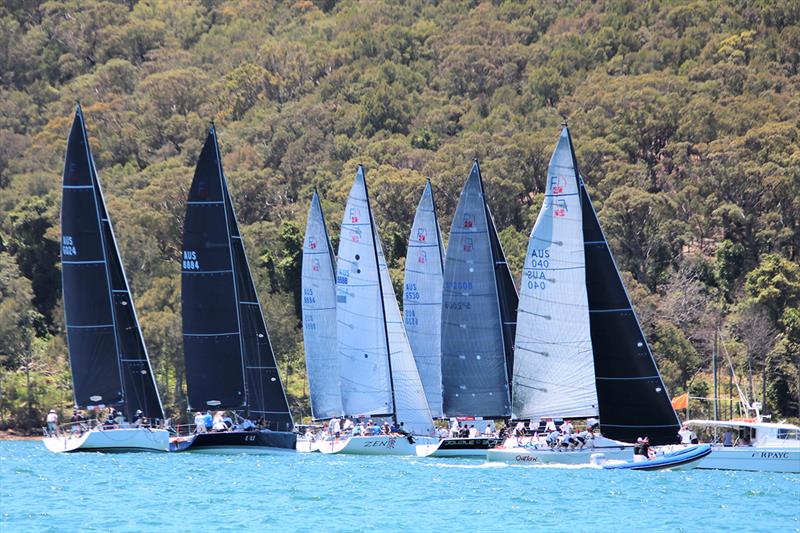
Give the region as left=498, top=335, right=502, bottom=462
left=363, top=168, right=398, bottom=422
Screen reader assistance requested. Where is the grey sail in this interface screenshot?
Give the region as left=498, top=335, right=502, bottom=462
left=336, top=167, right=394, bottom=417
left=512, top=128, right=597, bottom=420
left=403, top=180, right=445, bottom=418
left=441, top=161, right=512, bottom=418
left=301, top=191, right=343, bottom=420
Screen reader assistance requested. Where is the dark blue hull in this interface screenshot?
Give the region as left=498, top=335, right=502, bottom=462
left=172, top=430, right=297, bottom=453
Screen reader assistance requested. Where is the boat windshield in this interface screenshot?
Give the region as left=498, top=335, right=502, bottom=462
left=777, top=428, right=800, bottom=440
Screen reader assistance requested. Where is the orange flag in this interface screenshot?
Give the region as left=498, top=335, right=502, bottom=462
left=671, top=392, right=688, bottom=410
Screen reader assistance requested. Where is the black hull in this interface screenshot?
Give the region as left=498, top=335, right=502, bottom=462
left=175, top=430, right=297, bottom=453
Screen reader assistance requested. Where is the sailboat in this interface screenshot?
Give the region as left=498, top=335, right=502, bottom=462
left=418, top=161, right=517, bottom=458
left=177, top=126, right=296, bottom=453
left=298, top=191, right=342, bottom=452
left=319, top=166, right=435, bottom=455
left=487, top=126, right=680, bottom=465
left=44, top=105, right=169, bottom=453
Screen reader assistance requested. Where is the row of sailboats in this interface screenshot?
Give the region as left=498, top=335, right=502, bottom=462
left=301, top=126, right=682, bottom=460
left=43, top=106, right=679, bottom=461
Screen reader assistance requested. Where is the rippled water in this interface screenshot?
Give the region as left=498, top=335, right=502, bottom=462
left=1, top=441, right=798, bottom=532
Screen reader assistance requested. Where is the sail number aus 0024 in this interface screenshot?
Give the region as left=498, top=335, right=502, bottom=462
left=62, top=236, right=78, bottom=256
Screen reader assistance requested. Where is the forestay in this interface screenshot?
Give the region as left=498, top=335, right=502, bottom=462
left=512, top=128, right=597, bottom=420
left=61, top=105, right=163, bottom=420
left=335, top=167, right=394, bottom=417
left=403, top=180, right=445, bottom=418
left=302, top=191, right=343, bottom=420
left=441, top=162, right=512, bottom=418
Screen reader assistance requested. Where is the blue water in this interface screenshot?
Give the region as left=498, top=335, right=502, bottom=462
left=1, top=441, right=798, bottom=533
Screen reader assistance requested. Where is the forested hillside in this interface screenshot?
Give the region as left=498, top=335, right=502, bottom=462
left=1, top=0, right=799, bottom=429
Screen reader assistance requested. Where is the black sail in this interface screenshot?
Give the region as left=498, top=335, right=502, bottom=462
left=486, top=205, right=518, bottom=391
left=61, top=105, right=163, bottom=419
left=565, top=130, right=680, bottom=445
left=182, top=127, right=293, bottom=429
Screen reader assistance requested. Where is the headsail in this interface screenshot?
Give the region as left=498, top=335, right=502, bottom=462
left=182, top=127, right=293, bottom=429
left=576, top=132, right=679, bottom=444
left=403, top=180, right=445, bottom=418
left=336, top=167, right=394, bottom=417
left=378, top=227, right=434, bottom=435
left=61, top=105, right=163, bottom=420
left=512, top=128, right=597, bottom=420
left=302, top=191, right=343, bottom=420
left=441, top=161, right=513, bottom=418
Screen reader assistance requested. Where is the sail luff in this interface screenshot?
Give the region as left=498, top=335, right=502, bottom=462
left=302, top=191, right=344, bottom=420
left=403, top=180, right=445, bottom=418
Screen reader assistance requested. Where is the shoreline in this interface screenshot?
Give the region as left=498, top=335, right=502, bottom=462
left=0, top=430, right=41, bottom=441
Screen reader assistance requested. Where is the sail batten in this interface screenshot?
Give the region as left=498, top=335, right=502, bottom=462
left=302, top=192, right=344, bottom=420
left=403, top=180, right=445, bottom=418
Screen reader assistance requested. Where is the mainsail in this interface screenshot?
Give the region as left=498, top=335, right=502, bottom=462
left=441, top=161, right=517, bottom=418
left=403, top=180, right=445, bottom=418
left=512, top=128, right=597, bottom=420
left=182, top=126, right=293, bottom=430
left=337, top=167, right=433, bottom=434
left=302, top=191, right=343, bottom=420
left=61, top=104, right=164, bottom=420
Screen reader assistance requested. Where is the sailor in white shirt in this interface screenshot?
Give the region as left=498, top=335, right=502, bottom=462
left=678, top=425, right=693, bottom=444
left=544, top=418, right=557, bottom=433
left=449, top=419, right=460, bottom=438
left=484, top=421, right=495, bottom=436
left=468, top=425, right=479, bottom=438
left=560, top=419, right=574, bottom=435
left=330, top=417, right=341, bottom=435
left=342, top=417, right=354, bottom=433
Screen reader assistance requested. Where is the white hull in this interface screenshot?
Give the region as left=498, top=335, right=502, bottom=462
left=43, top=428, right=169, bottom=453
left=695, top=446, right=800, bottom=473
left=319, top=435, right=435, bottom=456
left=296, top=439, right=321, bottom=453
left=487, top=445, right=633, bottom=465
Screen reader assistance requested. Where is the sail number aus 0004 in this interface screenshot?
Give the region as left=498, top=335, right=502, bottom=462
left=182, top=250, right=200, bottom=270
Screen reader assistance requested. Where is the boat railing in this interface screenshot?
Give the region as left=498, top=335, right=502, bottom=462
left=172, top=419, right=294, bottom=437
left=43, top=418, right=170, bottom=438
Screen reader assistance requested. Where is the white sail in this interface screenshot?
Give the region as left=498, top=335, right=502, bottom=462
left=336, top=167, right=393, bottom=417
left=403, top=180, right=444, bottom=418
left=511, top=127, right=598, bottom=419
left=378, top=232, right=435, bottom=435
left=302, top=191, right=343, bottom=420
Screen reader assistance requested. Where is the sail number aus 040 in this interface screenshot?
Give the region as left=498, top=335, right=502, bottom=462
left=526, top=249, right=549, bottom=290
left=62, top=236, right=78, bottom=256
left=182, top=250, right=200, bottom=270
